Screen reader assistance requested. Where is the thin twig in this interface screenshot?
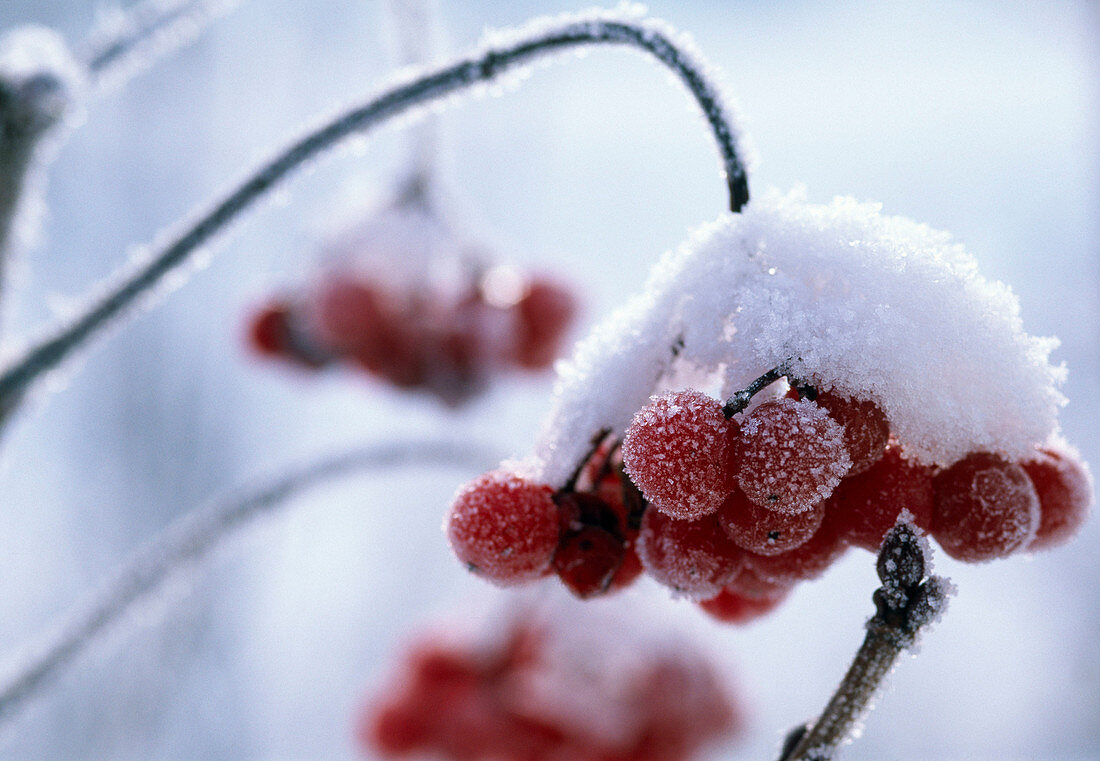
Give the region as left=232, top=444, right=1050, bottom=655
left=0, top=11, right=749, bottom=414
left=784, top=522, right=953, bottom=761
left=0, top=437, right=500, bottom=729
left=83, top=0, right=245, bottom=90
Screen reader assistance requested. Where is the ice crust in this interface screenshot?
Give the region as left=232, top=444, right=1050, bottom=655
left=533, top=189, right=1065, bottom=487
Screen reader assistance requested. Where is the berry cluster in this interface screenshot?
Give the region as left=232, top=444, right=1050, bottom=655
left=248, top=268, right=576, bottom=405
left=447, top=369, right=1090, bottom=625
left=446, top=445, right=644, bottom=599
left=361, top=618, right=740, bottom=761
left=620, top=380, right=1091, bottom=622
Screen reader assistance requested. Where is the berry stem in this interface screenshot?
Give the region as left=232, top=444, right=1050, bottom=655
left=0, top=11, right=749, bottom=417
left=385, top=0, right=444, bottom=187
left=783, top=522, right=952, bottom=761
left=722, top=361, right=791, bottom=418
left=82, top=0, right=245, bottom=89
left=0, top=437, right=499, bottom=730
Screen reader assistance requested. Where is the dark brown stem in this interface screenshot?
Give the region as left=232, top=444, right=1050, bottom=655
left=784, top=522, right=952, bottom=761
left=722, top=360, right=792, bottom=418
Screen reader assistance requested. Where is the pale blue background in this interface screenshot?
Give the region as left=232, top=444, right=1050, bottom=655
left=0, top=1, right=1095, bottom=759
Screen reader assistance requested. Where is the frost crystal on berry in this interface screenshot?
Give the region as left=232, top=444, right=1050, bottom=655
left=622, top=389, right=732, bottom=520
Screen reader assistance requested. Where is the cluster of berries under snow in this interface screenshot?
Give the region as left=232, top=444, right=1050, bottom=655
left=445, top=189, right=1091, bottom=622
left=247, top=182, right=576, bottom=405
left=360, top=602, right=740, bottom=761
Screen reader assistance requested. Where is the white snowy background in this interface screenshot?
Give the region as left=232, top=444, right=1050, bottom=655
left=0, top=0, right=1095, bottom=759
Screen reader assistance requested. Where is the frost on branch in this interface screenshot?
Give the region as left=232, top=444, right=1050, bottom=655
left=532, top=188, right=1066, bottom=487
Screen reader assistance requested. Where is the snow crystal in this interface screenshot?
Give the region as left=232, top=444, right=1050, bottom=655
left=532, top=188, right=1065, bottom=486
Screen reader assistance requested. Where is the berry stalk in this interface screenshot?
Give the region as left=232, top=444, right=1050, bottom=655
left=784, top=522, right=952, bottom=761
left=0, top=11, right=748, bottom=417
left=0, top=437, right=499, bottom=730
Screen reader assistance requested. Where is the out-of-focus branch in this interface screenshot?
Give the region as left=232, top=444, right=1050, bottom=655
left=0, top=437, right=500, bottom=730
left=0, top=10, right=750, bottom=419
left=83, top=0, right=245, bottom=91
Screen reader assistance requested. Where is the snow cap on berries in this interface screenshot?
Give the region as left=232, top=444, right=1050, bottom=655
left=531, top=189, right=1065, bottom=486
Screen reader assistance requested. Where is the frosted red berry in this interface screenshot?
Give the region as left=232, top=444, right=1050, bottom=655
left=637, top=508, right=742, bottom=599
left=698, top=586, right=789, bottom=624
left=741, top=503, right=849, bottom=583
left=716, top=487, right=825, bottom=556
left=734, top=397, right=852, bottom=514
left=446, top=470, right=560, bottom=585
left=828, top=445, right=934, bottom=551
left=932, top=452, right=1040, bottom=562
left=1021, top=447, right=1093, bottom=551
left=623, top=389, right=734, bottom=520
left=814, top=391, right=890, bottom=475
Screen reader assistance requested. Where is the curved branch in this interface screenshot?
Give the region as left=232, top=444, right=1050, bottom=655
left=0, top=11, right=749, bottom=412
left=0, top=437, right=500, bottom=729
left=83, top=0, right=244, bottom=89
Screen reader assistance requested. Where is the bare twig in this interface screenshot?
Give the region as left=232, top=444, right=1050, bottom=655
left=784, top=521, right=953, bottom=761
left=83, top=0, right=245, bottom=90
left=0, top=10, right=749, bottom=416
left=0, top=437, right=500, bottom=730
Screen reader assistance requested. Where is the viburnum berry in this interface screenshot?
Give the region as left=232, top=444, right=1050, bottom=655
left=637, top=508, right=742, bottom=599
left=445, top=470, right=559, bottom=585
left=716, top=487, right=825, bottom=556
left=246, top=300, right=327, bottom=367
left=1021, top=446, right=1093, bottom=551
left=828, top=445, right=934, bottom=552
left=552, top=525, right=625, bottom=598
left=698, top=586, right=789, bottom=624
left=740, top=502, right=849, bottom=584
left=734, top=397, right=852, bottom=514
left=622, top=389, right=734, bottom=520
left=511, top=276, right=578, bottom=370
left=723, top=561, right=795, bottom=600
left=931, top=452, right=1040, bottom=562
left=813, top=390, right=890, bottom=475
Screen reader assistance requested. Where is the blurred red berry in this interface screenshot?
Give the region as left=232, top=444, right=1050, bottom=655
left=1022, top=446, right=1093, bottom=551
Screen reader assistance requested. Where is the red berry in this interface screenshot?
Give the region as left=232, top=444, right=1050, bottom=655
left=734, top=397, right=851, bottom=514
left=1021, top=446, right=1092, bottom=551
left=829, top=446, right=934, bottom=551
left=512, top=277, right=577, bottom=369
left=313, top=277, right=390, bottom=357
left=698, top=587, right=789, bottom=624
left=248, top=301, right=293, bottom=357
left=609, top=540, right=645, bottom=591
left=446, top=470, right=560, bottom=585
left=741, top=503, right=849, bottom=583
left=716, top=487, right=825, bottom=556
left=815, top=391, right=890, bottom=475
left=724, top=562, right=794, bottom=599
left=637, top=508, right=742, bottom=599
left=623, top=390, right=734, bottom=520
left=552, top=525, right=624, bottom=598
left=932, top=452, right=1040, bottom=562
